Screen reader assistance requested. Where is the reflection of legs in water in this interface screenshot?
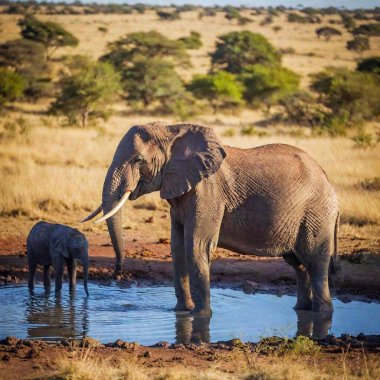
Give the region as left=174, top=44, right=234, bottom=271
left=81, top=297, right=89, bottom=338
left=175, top=313, right=211, bottom=344
left=191, top=316, right=211, bottom=344
left=295, top=309, right=333, bottom=339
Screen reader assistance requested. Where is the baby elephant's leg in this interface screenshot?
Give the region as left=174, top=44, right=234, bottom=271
left=67, top=258, right=77, bottom=289
left=43, top=266, right=51, bottom=291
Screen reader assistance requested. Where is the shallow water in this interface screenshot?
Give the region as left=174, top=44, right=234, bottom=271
left=0, top=283, right=379, bottom=345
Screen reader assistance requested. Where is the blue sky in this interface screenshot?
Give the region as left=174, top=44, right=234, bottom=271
left=68, top=1, right=380, bottom=9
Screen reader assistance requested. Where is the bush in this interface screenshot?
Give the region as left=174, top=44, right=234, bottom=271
left=357, top=56, right=380, bottom=74
left=0, top=68, right=24, bottom=108
left=340, top=13, right=356, bottom=31
left=353, top=23, right=380, bottom=36
left=179, top=31, right=202, bottom=50
left=346, top=36, right=370, bottom=55
left=240, top=64, right=300, bottom=112
left=188, top=71, right=245, bottom=112
left=18, top=15, right=78, bottom=60
left=310, top=67, right=380, bottom=125
left=351, top=129, right=378, bottom=149
left=288, top=12, right=321, bottom=24
left=316, top=27, right=342, bottom=41
left=211, top=31, right=280, bottom=74
left=0, top=39, right=52, bottom=100
left=280, top=91, right=327, bottom=127
left=156, top=10, right=180, bottom=21
left=50, top=56, right=121, bottom=127
left=0, top=116, right=32, bottom=141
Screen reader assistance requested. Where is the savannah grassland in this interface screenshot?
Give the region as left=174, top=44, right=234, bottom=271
left=0, top=7, right=379, bottom=249
left=0, top=7, right=380, bottom=380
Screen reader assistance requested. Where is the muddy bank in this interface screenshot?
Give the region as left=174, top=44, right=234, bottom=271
left=1, top=231, right=380, bottom=300
left=1, top=334, right=380, bottom=380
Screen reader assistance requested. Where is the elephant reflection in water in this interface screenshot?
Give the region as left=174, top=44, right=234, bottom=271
left=25, top=290, right=89, bottom=339
left=295, top=310, right=333, bottom=339
left=175, top=314, right=211, bottom=344
left=174, top=309, right=333, bottom=344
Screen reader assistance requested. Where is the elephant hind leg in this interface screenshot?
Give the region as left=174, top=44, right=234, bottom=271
left=66, top=258, right=77, bottom=289
left=283, top=251, right=312, bottom=310
left=28, top=260, right=37, bottom=290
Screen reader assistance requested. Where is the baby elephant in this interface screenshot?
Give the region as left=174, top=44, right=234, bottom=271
left=27, top=221, right=89, bottom=296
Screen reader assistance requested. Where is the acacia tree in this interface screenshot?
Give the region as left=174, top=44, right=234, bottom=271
left=315, top=27, right=342, bottom=41
left=18, top=15, right=79, bottom=61
left=50, top=56, right=121, bottom=128
left=346, top=36, right=370, bottom=56
left=210, top=31, right=280, bottom=74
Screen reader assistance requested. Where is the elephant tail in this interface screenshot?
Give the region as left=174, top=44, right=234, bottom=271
left=329, top=211, right=343, bottom=286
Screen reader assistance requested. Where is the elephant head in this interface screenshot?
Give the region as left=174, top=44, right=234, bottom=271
left=50, top=228, right=89, bottom=296
left=82, top=122, right=226, bottom=271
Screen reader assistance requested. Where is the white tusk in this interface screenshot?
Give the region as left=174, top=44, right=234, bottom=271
left=94, top=191, right=132, bottom=224
left=81, top=204, right=103, bottom=223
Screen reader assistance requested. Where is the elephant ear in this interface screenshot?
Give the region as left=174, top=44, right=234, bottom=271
left=160, top=124, right=226, bottom=200
left=49, top=232, right=69, bottom=259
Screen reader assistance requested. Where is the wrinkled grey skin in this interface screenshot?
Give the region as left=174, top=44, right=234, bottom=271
left=27, top=221, right=89, bottom=296
left=98, top=122, right=339, bottom=315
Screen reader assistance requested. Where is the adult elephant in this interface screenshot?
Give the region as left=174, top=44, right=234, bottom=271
left=83, top=122, right=340, bottom=315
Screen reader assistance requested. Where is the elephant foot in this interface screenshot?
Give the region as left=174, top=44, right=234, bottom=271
left=174, top=301, right=194, bottom=312
left=190, top=306, right=212, bottom=317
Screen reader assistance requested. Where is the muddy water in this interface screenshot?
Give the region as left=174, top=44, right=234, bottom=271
left=0, top=284, right=379, bottom=345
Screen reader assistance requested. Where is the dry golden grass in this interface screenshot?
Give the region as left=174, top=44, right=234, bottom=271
left=49, top=344, right=380, bottom=380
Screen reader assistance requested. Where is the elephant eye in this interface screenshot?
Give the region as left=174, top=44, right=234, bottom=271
left=134, top=156, right=144, bottom=163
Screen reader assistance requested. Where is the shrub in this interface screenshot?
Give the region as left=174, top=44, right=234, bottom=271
left=316, top=27, right=342, bottom=41
left=273, top=26, right=282, bottom=33
left=221, top=128, right=236, bottom=137
left=0, top=116, right=32, bottom=141
left=50, top=56, right=121, bottom=128
left=156, top=10, right=180, bottom=21
left=98, top=26, right=108, bottom=34
left=288, top=12, right=321, bottom=24
left=0, top=39, right=52, bottom=100
left=280, top=91, right=327, bottom=127
left=224, top=6, right=241, bottom=22
left=241, top=64, right=300, bottom=112
left=311, top=67, right=380, bottom=125
left=179, top=31, right=202, bottom=50
left=351, top=130, right=378, bottom=149
left=0, top=68, right=24, bottom=108
left=211, top=31, right=280, bottom=74
left=353, top=23, right=380, bottom=36
left=346, top=36, right=370, bottom=55
left=188, top=71, right=245, bottom=112
left=357, top=56, right=380, bottom=74
left=340, top=13, right=356, bottom=31
left=18, top=15, right=78, bottom=61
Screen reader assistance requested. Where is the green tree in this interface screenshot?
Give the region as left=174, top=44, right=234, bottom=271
left=211, top=31, right=280, bottom=74
left=188, top=71, right=244, bottom=112
left=102, top=31, right=189, bottom=69
left=346, top=36, right=370, bottom=56
left=353, top=23, right=380, bottom=36
left=241, top=64, right=300, bottom=112
left=179, top=31, right=202, bottom=50
left=50, top=56, right=121, bottom=128
left=316, top=27, right=342, bottom=41
left=357, top=56, right=380, bottom=75
left=0, top=68, right=24, bottom=108
left=156, top=10, right=180, bottom=21
left=310, top=67, right=380, bottom=124
left=122, top=57, right=185, bottom=111
left=0, top=39, right=52, bottom=100
left=18, top=15, right=79, bottom=61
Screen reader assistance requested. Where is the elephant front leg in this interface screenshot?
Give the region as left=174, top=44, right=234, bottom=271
left=43, top=266, right=51, bottom=291
left=53, top=257, right=65, bottom=294
left=66, top=258, right=77, bottom=290
left=171, top=215, right=194, bottom=312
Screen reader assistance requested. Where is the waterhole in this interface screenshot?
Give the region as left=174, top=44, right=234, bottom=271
left=0, top=283, right=379, bottom=345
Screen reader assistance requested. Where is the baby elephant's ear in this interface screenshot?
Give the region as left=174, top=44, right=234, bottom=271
left=49, top=234, right=69, bottom=259
left=160, top=124, right=226, bottom=200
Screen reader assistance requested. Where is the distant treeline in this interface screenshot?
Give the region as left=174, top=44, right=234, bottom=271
left=1, top=1, right=380, bottom=16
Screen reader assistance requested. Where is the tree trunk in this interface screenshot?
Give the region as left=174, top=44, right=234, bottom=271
left=81, top=110, right=89, bottom=128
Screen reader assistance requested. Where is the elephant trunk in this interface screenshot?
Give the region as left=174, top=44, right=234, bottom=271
left=102, top=165, right=125, bottom=272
